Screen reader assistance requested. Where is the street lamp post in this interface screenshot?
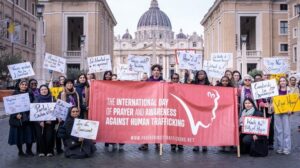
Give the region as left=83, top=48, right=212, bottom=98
left=296, top=4, right=300, bottom=73
left=80, top=35, right=86, bottom=71
left=35, top=4, right=46, bottom=85
left=241, top=34, right=247, bottom=76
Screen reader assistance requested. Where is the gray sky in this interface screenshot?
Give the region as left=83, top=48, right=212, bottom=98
left=107, top=0, right=215, bottom=37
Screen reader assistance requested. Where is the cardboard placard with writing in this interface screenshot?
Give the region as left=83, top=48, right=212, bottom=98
left=127, top=55, right=151, bottom=73
left=242, top=116, right=270, bottom=136
left=211, top=53, right=233, bottom=68
left=117, top=64, right=139, bottom=81
left=30, top=103, right=56, bottom=121
left=178, top=52, right=203, bottom=71
left=251, top=79, right=279, bottom=100
left=203, top=60, right=227, bottom=79
left=263, top=58, right=289, bottom=74
left=3, top=93, right=31, bottom=115
left=273, top=94, right=300, bottom=114
left=8, top=62, right=35, bottom=80
left=54, top=99, right=72, bottom=121
left=43, top=53, right=66, bottom=74
left=71, top=119, right=99, bottom=140
left=87, top=55, right=112, bottom=73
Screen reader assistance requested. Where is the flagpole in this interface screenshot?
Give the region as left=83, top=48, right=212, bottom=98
left=11, top=0, right=15, bottom=60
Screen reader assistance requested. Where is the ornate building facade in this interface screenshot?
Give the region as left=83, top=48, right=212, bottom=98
left=113, top=0, right=204, bottom=80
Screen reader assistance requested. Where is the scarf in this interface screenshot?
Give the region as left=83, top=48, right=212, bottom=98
left=61, top=87, right=81, bottom=111
left=36, top=94, right=53, bottom=103
left=75, top=83, right=89, bottom=106
left=239, top=107, right=255, bottom=126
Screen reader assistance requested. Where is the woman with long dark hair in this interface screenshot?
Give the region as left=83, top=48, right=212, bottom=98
left=75, top=74, right=89, bottom=119
left=8, top=80, right=35, bottom=157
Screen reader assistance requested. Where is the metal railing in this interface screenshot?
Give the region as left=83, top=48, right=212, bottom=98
left=64, top=51, right=81, bottom=57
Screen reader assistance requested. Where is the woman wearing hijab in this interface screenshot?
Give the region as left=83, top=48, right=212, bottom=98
left=8, top=80, right=35, bottom=157
left=63, top=106, right=97, bottom=159
left=34, top=85, right=56, bottom=157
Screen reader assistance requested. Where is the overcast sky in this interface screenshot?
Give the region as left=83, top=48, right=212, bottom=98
left=107, top=0, right=215, bottom=37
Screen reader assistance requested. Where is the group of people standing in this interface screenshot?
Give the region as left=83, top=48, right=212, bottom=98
left=7, top=64, right=300, bottom=158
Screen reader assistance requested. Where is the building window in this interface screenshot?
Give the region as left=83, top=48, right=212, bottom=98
left=24, top=0, right=28, bottom=11
left=144, top=43, right=147, bottom=47
left=193, top=42, right=197, bottom=47
left=280, top=21, right=288, bottom=35
left=280, top=43, right=288, bottom=52
left=32, top=34, right=35, bottom=48
left=32, top=3, right=35, bottom=15
left=6, top=21, right=9, bottom=39
left=24, top=30, right=28, bottom=45
left=280, top=4, right=288, bottom=11
left=293, top=46, right=297, bottom=63
left=293, top=28, right=298, bottom=38
left=295, top=5, right=300, bottom=16
left=159, top=44, right=163, bottom=47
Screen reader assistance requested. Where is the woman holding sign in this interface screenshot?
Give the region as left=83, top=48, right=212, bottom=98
left=8, top=80, right=35, bottom=157
left=64, top=106, right=97, bottom=159
left=239, top=98, right=268, bottom=156
left=33, top=85, right=55, bottom=157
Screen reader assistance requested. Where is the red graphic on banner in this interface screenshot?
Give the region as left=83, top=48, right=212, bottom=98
left=89, top=81, right=239, bottom=146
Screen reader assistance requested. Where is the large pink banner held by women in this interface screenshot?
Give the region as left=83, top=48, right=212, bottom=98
left=89, top=81, right=239, bottom=146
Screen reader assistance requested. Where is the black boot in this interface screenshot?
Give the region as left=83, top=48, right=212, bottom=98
left=26, top=143, right=34, bottom=156
left=17, top=144, right=26, bottom=157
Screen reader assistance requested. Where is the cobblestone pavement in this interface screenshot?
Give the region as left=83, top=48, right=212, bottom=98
left=0, top=114, right=300, bottom=168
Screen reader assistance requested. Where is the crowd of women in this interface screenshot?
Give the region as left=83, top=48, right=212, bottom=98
left=7, top=64, right=300, bottom=159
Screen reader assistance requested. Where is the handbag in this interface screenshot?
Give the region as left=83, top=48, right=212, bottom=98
left=250, top=138, right=268, bottom=157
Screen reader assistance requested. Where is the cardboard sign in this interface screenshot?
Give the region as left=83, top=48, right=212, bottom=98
left=117, top=64, right=139, bottom=81
left=270, top=74, right=286, bottom=82
left=43, top=53, right=66, bottom=74
left=8, top=62, right=35, bottom=80
left=178, top=52, right=203, bottom=71
left=71, top=119, right=99, bottom=140
left=128, top=55, right=151, bottom=73
left=54, top=99, right=72, bottom=121
left=263, top=58, right=289, bottom=74
left=251, top=79, right=279, bottom=100
left=87, top=55, right=112, bottom=73
left=30, top=103, right=56, bottom=121
left=242, top=116, right=270, bottom=136
left=211, top=53, right=233, bottom=68
left=273, top=94, right=300, bottom=114
left=3, top=93, right=31, bottom=115
left=203, top=60, right=227, bottom=79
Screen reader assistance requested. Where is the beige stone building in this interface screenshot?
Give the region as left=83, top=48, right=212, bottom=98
left=287, top=0, right=299, bottom=71
left=41, top=0, right=116, bottom=72
left=201, top=0, right=290, bottom=74
left=0, top=0, right=38, bottom=63
left=114, top=0, right=204, bottom=80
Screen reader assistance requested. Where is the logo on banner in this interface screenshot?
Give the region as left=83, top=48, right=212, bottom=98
left=171, top=90, right=220, bottom=135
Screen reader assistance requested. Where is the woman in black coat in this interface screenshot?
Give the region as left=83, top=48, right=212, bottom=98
left=34, top=85, right=55, bottom=157
left=63, top=106, right=96, bottom=159
left=239, top=98, right=268, bottom=156
left=8, top=80, right=35, bottom=156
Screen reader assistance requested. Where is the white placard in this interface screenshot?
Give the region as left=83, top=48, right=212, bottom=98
left=178, top=52, right=203, bottom=71
left=71, top=119, right=99, bottom=140
left=8, top=62, right=35, bottom=80
left=43, top=53, right=66, bottom=74
left=3, top=93, right=31, bottom=115
left=54, top=99, right=72, bottom=121
left=203, top=60, right=227, bottom=79
left=117, top=64, right=139, bottom=81
left=211, top=53, right=233, bottom=68
left=263, top=57, right=289, bottom=74
left=242, top=116, right=270, bottom=136
left=30, top=103, right=56, bottom=121
left=127, top=55, right=151, bottom=73
left=87, top=55, right=112, bottom=73
left=251, top=79, right=279, bottom=100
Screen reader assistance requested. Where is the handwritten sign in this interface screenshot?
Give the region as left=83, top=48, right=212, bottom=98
left=87, top=55, right=112, bottom=73
left=8, top=62, right=35, bottom=80
left=273, top=94, right=300, bottom=114
left=203, top=60, right=227, bottom=79
left=242, top=116, right=270, bottom=136
left=54, top=99, right=72, bottom=121
left=251, top=79, right=279, bottom=100
left=178, top=52, right=203, bottom=71
left=71, top=119, right=99, bottom=140
left=43, top=53, right=66, bottom=74
left=30, top=103, right=56, bottom=121
left=211, top=53, right=233, bottom=68
left=128, top=55, right=151, bottom=73
left=263, top=58, right=289, bottom=74
left=117, top=64, right=139, bottom=81
left=3, top=93, right=30, bottom=115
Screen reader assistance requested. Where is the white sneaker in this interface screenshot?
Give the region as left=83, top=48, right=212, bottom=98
left=276, top=149, right=283, bottom=154
left=38, top=153, right=45, bottom=157
left=283, top=150, right=290, bottom=155
left=47, top=153, right=53, bottom=157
